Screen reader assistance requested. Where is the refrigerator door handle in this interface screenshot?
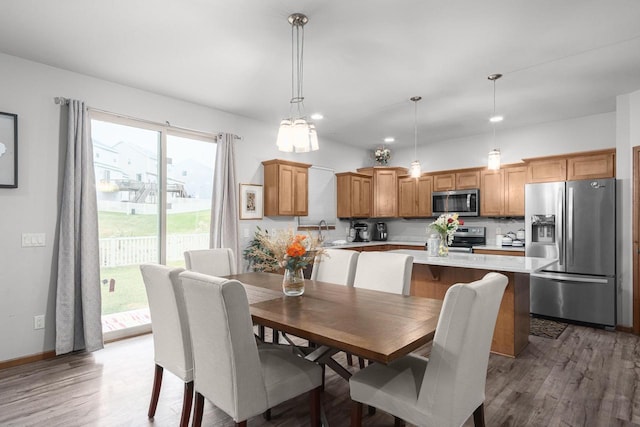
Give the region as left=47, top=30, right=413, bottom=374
left=532, top=272, right=610, bottom=284
left=557, top=187, right=564, bottom=266
left=567, top=187, right=574, bottom=266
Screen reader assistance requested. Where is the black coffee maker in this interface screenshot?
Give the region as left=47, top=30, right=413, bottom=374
left=373, top=222, right=388, bottom=241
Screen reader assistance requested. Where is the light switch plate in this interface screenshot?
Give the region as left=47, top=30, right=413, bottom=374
left=22, top=233, right=46, bottom=247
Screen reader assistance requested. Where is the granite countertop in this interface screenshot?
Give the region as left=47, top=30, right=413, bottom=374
left=389, top=249, right=555, bottom=274
left=324, top=240, right=424, bottom=249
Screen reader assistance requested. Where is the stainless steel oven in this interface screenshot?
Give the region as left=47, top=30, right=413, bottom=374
left=432, top=189, right=479, bottom=217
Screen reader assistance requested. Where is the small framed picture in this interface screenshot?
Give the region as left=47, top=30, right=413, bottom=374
left=0, top=112, right=18, bottom=188
left=239, top=184, right=263, bottom=220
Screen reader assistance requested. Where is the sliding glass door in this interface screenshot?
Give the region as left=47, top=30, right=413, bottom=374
left=90, top=113, right=216, bottom=339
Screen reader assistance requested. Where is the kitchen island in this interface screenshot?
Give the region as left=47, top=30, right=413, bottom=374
left=391, top=249, right=555, bottom=357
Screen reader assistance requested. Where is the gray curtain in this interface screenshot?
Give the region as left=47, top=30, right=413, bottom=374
left=210, top=133, right=240, bottom=271
left=55, top=99, right=103, bottom=355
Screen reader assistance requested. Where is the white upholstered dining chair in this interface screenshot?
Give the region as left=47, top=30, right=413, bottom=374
left=139, top=263, right=193, bottom=427
left=178, top=270, right=323, bottom=427
left=310, top=248, right=359, bottom=286
left=353, top=251, right=414, bottom=295
left=349, top=272, right=508, bottom=427
left=184, top=248, right=236, bottom=276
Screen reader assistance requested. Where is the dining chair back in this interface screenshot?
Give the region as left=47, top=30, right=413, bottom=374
left=350, top=272, right=508, bottom=427
left=139, top=263, right=193, bottom=427
left=310, top=248, right=359, bottom=286
left=184, top=248, right=236, bottom=276
left=353, top=251, right=413, bottom=295
left=179, top=271, right=322, bottom=426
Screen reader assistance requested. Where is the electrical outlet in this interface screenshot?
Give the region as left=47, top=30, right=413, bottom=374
left=34, top=315, right=45, bottom=330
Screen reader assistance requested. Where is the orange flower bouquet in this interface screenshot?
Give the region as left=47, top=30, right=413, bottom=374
left=244, top=229, right=326, bottom=295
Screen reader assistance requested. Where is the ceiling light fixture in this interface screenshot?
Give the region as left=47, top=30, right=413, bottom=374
left=409, top=96, right=422, bottom=178
left=384, top=137, right=395, bottom=143
left=487, top=73, right=503, bottom=170
left=276, top=13, right=318, bottom=153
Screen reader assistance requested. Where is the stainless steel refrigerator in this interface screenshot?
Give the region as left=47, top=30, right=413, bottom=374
left=525, top=178, right=616, bottom=327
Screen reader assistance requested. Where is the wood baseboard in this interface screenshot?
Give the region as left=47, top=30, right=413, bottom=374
left=616, top=325, right=635, bottom=334
left=0, top=350, right=56, bottom=371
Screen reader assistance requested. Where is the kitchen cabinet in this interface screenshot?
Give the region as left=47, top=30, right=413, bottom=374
left=525, top=157, right=567, bottom=183
left=480, top=169, right=504, bottom=216
left=566, top=149, right=615, bottom=180
left=432, top=168, right=481, bottom=191
left=262, top=159, right=311, bottom=216
left=357, top=167, right=407, bottom=218
left=480, top=165, right=526, bottom=217
left=473, top=248, right=525, bottom=257
left=398, top=174, right=433, bottom=217
left=336, top=172, right=372, bottom=218
left=525, top=148, right=615, bottom=183
left=504, top=166, right=526, bottom=216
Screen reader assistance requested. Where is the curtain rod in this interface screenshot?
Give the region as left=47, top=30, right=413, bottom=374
left=53, top=96, right=242, bottom=140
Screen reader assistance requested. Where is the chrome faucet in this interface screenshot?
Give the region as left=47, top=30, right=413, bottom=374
left=318, top=219, right=328, bottom=244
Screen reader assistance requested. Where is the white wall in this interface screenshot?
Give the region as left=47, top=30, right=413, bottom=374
left=0, top=52, right=367, bottom=362
left=616, top=89, right=640, bottom=329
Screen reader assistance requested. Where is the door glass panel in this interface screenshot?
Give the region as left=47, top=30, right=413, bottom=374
left=166, top=134, right=216, bottom=267
left=92, top=119, right=160, bottom=335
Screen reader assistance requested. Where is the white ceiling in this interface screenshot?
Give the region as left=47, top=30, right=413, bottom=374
left=2, top=1, right=640, bottom=150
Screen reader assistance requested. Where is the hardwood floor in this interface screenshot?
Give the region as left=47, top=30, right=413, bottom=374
left=1, top=324, right=639, bottom=426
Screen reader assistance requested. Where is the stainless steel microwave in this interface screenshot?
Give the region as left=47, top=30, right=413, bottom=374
left=432, top=189, right=480, bottom=217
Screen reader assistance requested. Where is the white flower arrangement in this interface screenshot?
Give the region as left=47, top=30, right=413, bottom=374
left=374, top=147, right=391, bottom=165
left=428, top=213, right=464, bottom=245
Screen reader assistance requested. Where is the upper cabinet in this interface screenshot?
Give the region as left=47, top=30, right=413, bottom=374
left=262, top=159, right=311, bottom=216
left=432, top=168, right=481, bottom=191
left=524, top=149, right=615, bottom=183
left=524, top=157, right=567, bottom=183
left=398, top=174, right=433, bottom=217
left=480, top=165, right=526, bottom=217
left=566, top=150, right=615, bottom=180
left=336, top=172, right=372, bottom=218
left=357, top=166, right=407, bottom=218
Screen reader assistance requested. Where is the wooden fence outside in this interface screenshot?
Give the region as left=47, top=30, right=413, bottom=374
left=99, top=234, right=209, bottom=267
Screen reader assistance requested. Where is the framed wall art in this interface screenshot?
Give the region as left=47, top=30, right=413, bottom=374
left=239, top=183, right=263, bottom=220
left=0, top=112, right=18, bottom=188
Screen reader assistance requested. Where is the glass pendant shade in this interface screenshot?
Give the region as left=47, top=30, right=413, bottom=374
left=410, top=160, right=422, bottom=178
left=489, top=114, right=504, bottom=123
left=488, top=148, right=501, bottom=170
left=277, top=13, right=319, bottom=153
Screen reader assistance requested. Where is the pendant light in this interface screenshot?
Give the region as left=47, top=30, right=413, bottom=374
left=487, top=73, right=502, bottom=170
left=276, top=13, right=319, bottom=153
left=409, top=96, right=422, bottom=178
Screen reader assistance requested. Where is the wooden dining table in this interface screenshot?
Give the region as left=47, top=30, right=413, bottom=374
left=225, top=272, right=442, bottom=380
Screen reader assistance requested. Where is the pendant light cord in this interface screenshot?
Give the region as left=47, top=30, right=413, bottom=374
left=414, top=99, right=418, bottom=159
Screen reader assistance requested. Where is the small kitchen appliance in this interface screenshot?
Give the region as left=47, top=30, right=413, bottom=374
left=353, top=222, right=369, bottom=242
left=373, top=222, right=388, bottom=241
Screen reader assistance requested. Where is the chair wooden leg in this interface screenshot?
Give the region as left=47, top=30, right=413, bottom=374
left=351, top=401, right=363, bottom=427
left=192, top=392, right=204, bottom=427
left=262, top=409, right=271, bottom=420
left=258, top=325, right=265, bottom=341
left=473, top=403, right=485, bottom=427
left=346, top=353, right=353, bottom=366
left=310, top=386, right=321, bottom=427
left=394, top=416, right=406, bottom=426
left=358, top=357, right=365, bottom=369
left=147, top=364, right=163, bottom=418
left=272, top=329, right=279, bottom=344
left=179, top=381, right=194, bottom=427
left=235, top=422, right=247, bottom=427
